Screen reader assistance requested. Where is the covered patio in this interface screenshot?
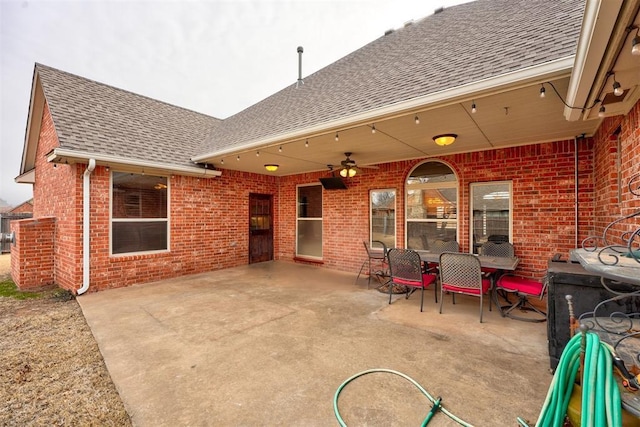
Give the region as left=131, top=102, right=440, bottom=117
left=78, top=261, right=549, bottom=426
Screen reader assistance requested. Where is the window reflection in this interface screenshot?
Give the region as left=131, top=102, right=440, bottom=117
left=406, top=161, right=457, bottom=250
left=370, top=189, right=396, bottom=249
left=470, top=181, right=512, bottom=254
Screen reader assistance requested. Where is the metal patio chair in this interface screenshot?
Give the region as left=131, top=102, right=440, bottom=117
left=355, top=240, right=389, bottom=288
left=439, top=252, right=492, bottom=322
left=495, top=272, right=548, bottom=322
left=387, top=248, right=437, bottom=312
left=424, top=239, right=459, bottom=274
left=479, top=241, right=516, bottom=306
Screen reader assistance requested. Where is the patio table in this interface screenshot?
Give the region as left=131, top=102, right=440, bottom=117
left=416, top=250, right=519, bottom=312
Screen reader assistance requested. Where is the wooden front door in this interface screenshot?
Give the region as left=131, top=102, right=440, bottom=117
left=249, top=193, right=273, bottom=264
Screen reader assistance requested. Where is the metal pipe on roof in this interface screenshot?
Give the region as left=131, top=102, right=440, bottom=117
left=77, top=158, right=96, bottom=295
left=297, top=46, right=304, bottom=88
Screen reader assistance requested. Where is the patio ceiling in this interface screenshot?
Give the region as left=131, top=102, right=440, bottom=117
left=197, top=0, right=640, bottom=179
left=201, top=74, right=601, bottom=177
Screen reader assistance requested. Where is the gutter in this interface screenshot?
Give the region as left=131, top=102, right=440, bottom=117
left=77, top=158, right=96, bottom=295
left=48, top=148, right=221, bottom=178
left=192, top=57, right=574, bottom=162
left=564, top=0, right=624, bottom=121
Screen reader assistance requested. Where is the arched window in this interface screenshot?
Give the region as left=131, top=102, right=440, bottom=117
left=405, top=161, right=458, bottom=250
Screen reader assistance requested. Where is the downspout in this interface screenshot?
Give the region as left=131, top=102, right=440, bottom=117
left=574, top=136, right=580, bottom=249
left=77, top=158, right=96, bottom=295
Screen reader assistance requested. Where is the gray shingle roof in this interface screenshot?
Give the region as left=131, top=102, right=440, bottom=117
left=196, top=0, right=585, bottom=156
left=36, top=64, right=221, bottom=168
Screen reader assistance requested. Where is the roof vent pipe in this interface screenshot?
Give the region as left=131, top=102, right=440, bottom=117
left=296, top=46, right=304, bottom=88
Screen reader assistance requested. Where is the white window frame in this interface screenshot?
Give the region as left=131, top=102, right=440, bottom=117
left=405, top=161, right=459, bottom=249
left=469, top=181, right=513, bottom=254
left=295, top=183, right=323, bottom=260
left=370, top=189, right=396, bottom=250
left=109, top=171, right=170, bottom=256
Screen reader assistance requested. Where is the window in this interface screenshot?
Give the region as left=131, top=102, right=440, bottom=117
left=296, top=184, right=322, bottom=258
left=470, top=181, right=512, bottom=254
left=370, top=189, right=396, bottom=250
left=111, top=172, right=169, bottom=255
left=406, top=161, right=458, bottom=250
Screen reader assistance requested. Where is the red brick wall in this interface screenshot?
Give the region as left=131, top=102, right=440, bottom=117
left=590, top=99, right=640, bottom=246
left=86, top=168, right=278, bottom=292
left=8, top=201, right=33, bottom=214
left=10, top=217, right=55, bottom=289
left=28, top=103, right=82, bottom=290
left=19, top=98, right=638, bottom=293
left=279, top=139, right=595, bottom=277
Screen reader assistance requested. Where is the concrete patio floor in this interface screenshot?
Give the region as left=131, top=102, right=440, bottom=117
left=78, top=261, right=553, bottom=426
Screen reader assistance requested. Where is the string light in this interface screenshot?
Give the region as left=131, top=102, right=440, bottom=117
left=279, top=146, right=282, bottom=153
left=414, top=115, right=420, bottom=124
left=335, top=132, right=339, bottom=142
left=305, top=139, right=309, bottom=148
left=539, top=84, right=546, bottom=98
left=612, top=74, right=623, bottom=96
left=598, top=105, right=606, bottom=118
left=631, top=27, right=640, bottom=56
left=371, top=124, right=376, bottom=134
left=221, top=159, right=224, bottom=164
left=471, top=101, right=477, bottom=113
left=256, top=151, right=260, bottom=157
left=237, top=155, right=240, bottom=161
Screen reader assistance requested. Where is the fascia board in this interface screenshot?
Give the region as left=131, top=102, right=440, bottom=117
left=564, top=0, right=624, bottom=121
left=49, top=148, right=221, bottom=177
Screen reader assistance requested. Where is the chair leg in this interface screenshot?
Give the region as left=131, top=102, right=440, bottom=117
left=355, top=259, right=368, bottom=285
left=502, top=295, right=547, bottom=322
left=420, top=287, right=424, bottom=312
left=479, top=294, right=484, bottom=323
left=439, top=288, right=444, bottom=314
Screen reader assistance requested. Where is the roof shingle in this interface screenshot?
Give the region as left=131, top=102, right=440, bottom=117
left=196, top=0, right=585, bottom=156
left=36, top=64, right=221, bottom=168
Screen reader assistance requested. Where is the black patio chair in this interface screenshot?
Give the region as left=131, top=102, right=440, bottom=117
left=495, top=272, right=547, bottom=322
left=439, top=252, right=492, bottom=322
left=387, top=248, right=437, bottom=312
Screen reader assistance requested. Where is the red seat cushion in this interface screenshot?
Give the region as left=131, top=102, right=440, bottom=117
left=393, top=274, right=437, bottom=288
left=442, top=278, right=491, bottom=295
left=497, top=275, right=543, bottom=296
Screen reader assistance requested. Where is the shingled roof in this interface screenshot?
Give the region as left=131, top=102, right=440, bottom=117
left=35, top=63, right=221, bottom=168
left=195, top=0, right=584, bottom=157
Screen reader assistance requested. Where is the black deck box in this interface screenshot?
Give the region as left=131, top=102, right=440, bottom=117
left=547, top=259, right=640, bottom=371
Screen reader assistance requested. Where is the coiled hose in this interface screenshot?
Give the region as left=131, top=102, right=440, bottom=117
left=333, top=368, right=473, bottom=426
left=518, top=330, right=622, bottom=427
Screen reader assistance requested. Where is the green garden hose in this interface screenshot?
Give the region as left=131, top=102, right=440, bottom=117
left=333, top=368, right=473, bottom=426
left=517, top=330, right=622, bottom=427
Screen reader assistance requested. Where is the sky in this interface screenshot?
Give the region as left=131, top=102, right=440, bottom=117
left=0, top=0, right=472, bottom=207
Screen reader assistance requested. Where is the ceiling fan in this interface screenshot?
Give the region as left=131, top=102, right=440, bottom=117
left=338, top=152, right=379, bottom=177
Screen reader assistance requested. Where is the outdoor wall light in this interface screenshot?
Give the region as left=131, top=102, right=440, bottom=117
left=632, top=27, right=640, bottom=56
left=264, top=164, right=279, bottom=172
left=433, top=133, right=457, bottom=146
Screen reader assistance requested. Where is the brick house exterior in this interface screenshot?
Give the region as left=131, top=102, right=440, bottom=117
left=12, top=0, right=640, bottom=294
